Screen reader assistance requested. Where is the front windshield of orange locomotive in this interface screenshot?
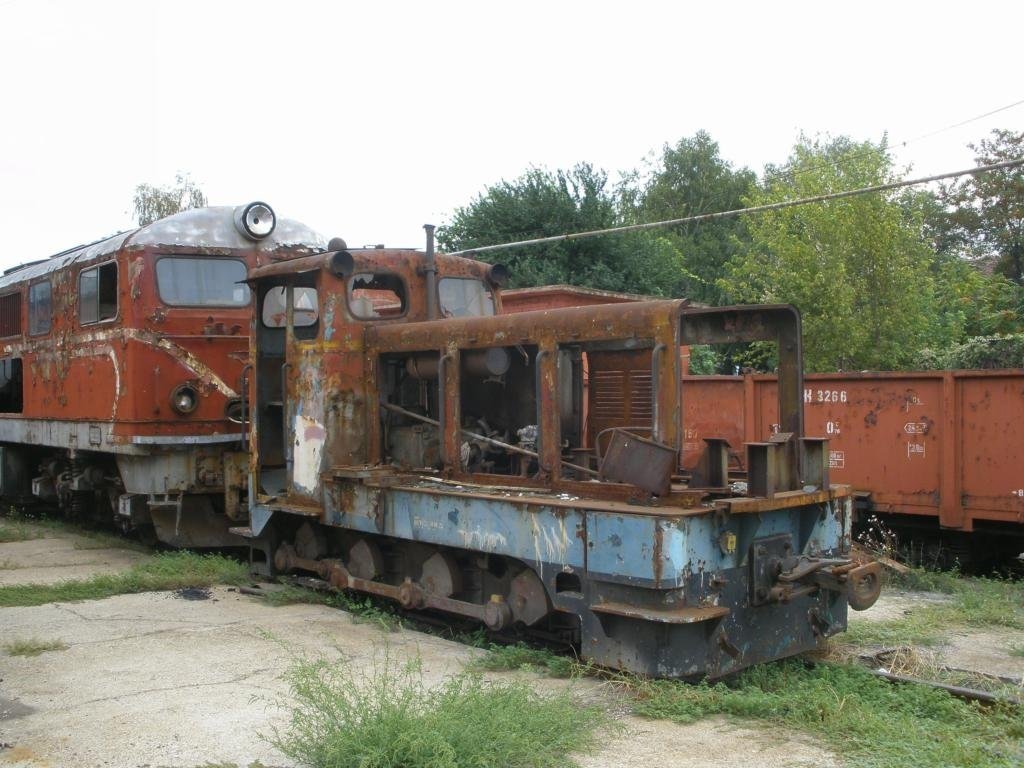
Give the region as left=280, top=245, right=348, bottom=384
left=155, top=257, right=251, bottom=306
left=438, top=277, right=495, bottom=318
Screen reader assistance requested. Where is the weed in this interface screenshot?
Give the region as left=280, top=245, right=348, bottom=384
left=631, top=660, right=1024, bottom=768
left=0, top=552, right=249, bottom=607
left=270, top=653, right=605, bottom=768
left=258, top=584, right=403, bottom=632
left=0, top=558, right=17, bottom=570
left=471, top=638, right=1024, bottom=768
left=448, top=627, right=489, bottom=649
left=0, top=518, right=35, bottom=543
left=844, top=567, right=1024, bottom=649
left=1009, top=644, right=1024, bottom=658
left=3, top=638, right=69, bottom=657
left=470, top=642, right=583, bottom=678
left=0, top=510, right=147, bottom=551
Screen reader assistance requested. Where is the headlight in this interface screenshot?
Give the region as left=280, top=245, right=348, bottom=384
left=170, top=384, right=199, bottom=415
left=234, top=201, right=276, bottom=240
left=225, top=398, right=245, bottom=424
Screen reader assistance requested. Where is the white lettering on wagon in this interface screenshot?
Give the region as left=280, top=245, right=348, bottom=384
left=805, top=388, right=848, bottom=404
left=459, top=528, right=508, bottom=551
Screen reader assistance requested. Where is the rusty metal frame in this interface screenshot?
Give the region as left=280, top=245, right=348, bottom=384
left=680, top=305, right=804, bottom=492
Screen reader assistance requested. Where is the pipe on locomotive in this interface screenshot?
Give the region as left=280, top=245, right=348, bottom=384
left=424, top=224, right=438, bottom=320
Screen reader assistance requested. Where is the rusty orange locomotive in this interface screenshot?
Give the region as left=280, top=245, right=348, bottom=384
left=0, top=203, right=322, bottom=546
left=237, top=227, right=881, bottom=678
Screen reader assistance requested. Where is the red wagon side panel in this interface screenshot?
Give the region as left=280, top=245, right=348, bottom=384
left=683, top=371, right=1024, bottom=532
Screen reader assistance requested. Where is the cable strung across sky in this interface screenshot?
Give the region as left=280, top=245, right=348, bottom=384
left=449, top=157, right=1024, bottom=257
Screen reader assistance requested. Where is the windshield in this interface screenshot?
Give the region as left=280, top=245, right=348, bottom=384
left=156, top=258, right=250, bottom=307
left=438, top=278, right=495, bottom=318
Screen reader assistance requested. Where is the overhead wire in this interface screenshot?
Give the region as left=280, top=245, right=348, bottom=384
left=447, top=157, right=1024, bottom=258
left=761, top=97, right=1024, bottom=185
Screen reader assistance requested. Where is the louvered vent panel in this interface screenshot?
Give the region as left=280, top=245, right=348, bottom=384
left=590, top=371, right=625, bottom=418
left=0, top=293, right=21, bottom=337
left=629, top=371, right=653, bottom=420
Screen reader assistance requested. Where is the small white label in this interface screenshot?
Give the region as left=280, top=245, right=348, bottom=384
left=907, top=442, right=926, bottom=458
left=904, top=422, right=928, bottom=434
left=826, top=420, right=841, bottom=436
left=829, top=450, right=845, bottom=469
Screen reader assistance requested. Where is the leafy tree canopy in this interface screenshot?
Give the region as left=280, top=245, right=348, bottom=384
left=626, top=131, right=756, bottom=304
left=938, top=129, right=1024, bottom=283
left=133, top=173, right=207, bottom=227
left=437, top=163, right=684, bottom=296
left=725, top=135, right=939, bottom=371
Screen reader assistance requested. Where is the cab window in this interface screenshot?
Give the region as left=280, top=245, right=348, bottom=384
left=439, top=277, right=495, bottom=318
left=261, top=286, right=319, bottom=328
left=80, top=262, right=117, bottom=324
left=156, top=258, right=250, bottom=306
left=28, top=281, right=51, bottom=335
left=348, top=273, right=407, bottom=319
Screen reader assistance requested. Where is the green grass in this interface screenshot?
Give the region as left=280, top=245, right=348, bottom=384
left=845, top=568, right=1024, bottom=647
left=0, top=516, right=38, bottom=543
left=1009, top=644, right=1024, bottom=658
left=259, top=584, right=404, bottom=632
left=631, top=660, right=1024, bottom=768
left=3, top=637, right=69, bottom=657
left=472, top=643, right=1024, bottom=768
left=270, top=653, right=605, bottom=768
left=0, top=552, right=249, bottom=607
left=0, top=510, right=148, bottom=551
left=468, top=642, right=583, bottom=678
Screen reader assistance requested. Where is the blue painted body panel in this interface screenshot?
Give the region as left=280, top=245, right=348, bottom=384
left=321, top=483, right=850, bottom=586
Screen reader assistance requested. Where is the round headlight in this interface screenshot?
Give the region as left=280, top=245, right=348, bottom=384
left=234, top=201, right=276, bottom=241
left=170, top=384, right=199, bottom=415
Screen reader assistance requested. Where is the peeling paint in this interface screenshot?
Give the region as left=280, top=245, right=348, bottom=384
left=293, top=414, right=325, bottom=493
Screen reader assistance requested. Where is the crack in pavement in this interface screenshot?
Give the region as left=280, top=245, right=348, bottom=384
left=51, top=604, right=249, bottom=628
left=60, top=667, right=276, bottom=708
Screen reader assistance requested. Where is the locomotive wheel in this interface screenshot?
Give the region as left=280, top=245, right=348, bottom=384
left=294, top=522, right=327, bottom=560
left=420, top=551, right=461, bottom=597
left=347, top=538, right=384, bottom=581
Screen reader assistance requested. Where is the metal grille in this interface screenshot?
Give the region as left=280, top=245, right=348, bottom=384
left=590, top=371, right=625, bottom=417
left=629, top=371, right=653, bottom=420
left=0, top=293, right=21, bottom=337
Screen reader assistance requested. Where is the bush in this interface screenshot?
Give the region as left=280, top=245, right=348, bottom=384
left=915, top=333, right=1024, bottom=370
left=271, top=654, right=605, bottom=768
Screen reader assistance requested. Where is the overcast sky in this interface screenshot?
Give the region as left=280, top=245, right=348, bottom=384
left=1, top=0, right=1021, bottom=271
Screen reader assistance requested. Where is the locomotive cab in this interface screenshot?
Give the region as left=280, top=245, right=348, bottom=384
left=244, top=232, right=881, bottom=679
left=0, top=203, right=325, bottom=547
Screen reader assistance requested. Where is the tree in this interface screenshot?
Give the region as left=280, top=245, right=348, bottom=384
left=938, top=129, right=1024, bottom=283
left=725, top=135, right=939, bottom=371
left=437, top=163, right=683, bottom=295
left=132, top=173, right=207, bottom=227
left=626, top=131, right=756, bottom=304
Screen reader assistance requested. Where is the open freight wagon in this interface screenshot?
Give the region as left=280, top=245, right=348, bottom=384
left=679, top=371, right=1024, bottom=564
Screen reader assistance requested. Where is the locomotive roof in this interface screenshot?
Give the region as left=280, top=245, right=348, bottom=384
left=0, top=206, right=325, bottom=291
